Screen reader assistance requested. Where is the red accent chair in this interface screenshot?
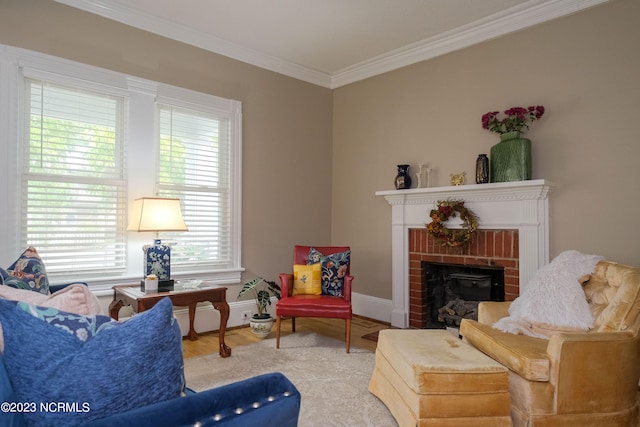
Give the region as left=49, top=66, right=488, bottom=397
left=276, top=246, right=353, bottom=353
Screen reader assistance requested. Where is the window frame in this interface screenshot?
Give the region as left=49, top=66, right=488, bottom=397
left=0, top=45, right=243, bottom=293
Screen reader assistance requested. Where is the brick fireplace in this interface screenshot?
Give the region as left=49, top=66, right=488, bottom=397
left=377, top=179, right=554, bottom=328
left=409, top=228, right=519, bottom=329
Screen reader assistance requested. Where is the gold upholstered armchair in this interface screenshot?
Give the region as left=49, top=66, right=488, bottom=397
left=460, top=260, right=640, bottom=427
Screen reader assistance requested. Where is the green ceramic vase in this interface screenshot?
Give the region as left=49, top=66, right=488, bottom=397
left=490, top=131, right=532, bottom=182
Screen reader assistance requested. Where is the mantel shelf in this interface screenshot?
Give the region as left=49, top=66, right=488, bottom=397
left=376, top=179, right=555, bottom=201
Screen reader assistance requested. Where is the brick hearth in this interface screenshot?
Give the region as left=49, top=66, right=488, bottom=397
left=408, top=228, right=520, bottom=329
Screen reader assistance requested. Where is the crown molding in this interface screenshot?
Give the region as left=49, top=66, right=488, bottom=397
left=54, top=0, right=608, bottom=89
left=331, top=0, right=609, bottom=88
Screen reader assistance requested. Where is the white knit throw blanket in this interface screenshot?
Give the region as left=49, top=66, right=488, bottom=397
left=493, top=250, right=603, bottom=339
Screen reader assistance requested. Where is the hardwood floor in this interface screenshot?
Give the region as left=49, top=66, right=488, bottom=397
left=184, top=319, right=640, bottom=425
left=182, top=315, right=390, bottom=358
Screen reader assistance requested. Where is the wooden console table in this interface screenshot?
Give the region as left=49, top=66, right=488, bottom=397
left=109, top=283, right=232, bottom=357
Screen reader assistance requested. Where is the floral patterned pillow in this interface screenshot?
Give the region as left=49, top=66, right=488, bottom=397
left=307, top=248, right=351, bottom=297
left=9, top=300, right=116, bottom=342
left=5, top=247, right=49, bottom=295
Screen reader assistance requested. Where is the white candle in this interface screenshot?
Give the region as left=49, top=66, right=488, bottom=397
left=145, top=274, right=159, bottom=293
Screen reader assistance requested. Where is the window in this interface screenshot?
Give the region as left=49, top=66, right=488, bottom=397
left=0, top=45, right=242, bottom=288
left=22, top=79, right=127, bottom=277
left=156, top=104, right=235, bottom=272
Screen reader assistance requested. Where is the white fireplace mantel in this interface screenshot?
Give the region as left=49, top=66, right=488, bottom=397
left=376, top=179, right=555, bottom=328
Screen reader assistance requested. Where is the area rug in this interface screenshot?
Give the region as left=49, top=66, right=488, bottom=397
left=184, top=332, right=397, bottom=427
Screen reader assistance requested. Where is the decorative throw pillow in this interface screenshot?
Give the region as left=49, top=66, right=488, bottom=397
left=0, top=266, right=32, bottom=292
left=0, top=283, right=104, bottom=353
left=292, top=263, right=322, bottom=296
left=307, top=248, right=351, bottom=297
left=5, top=247, right=49, bottom=295
left=0, top=283, right=103, bottom=316
left=10, top=300, right=116, bottom=342
left=0, top=297, right=184, bottom=426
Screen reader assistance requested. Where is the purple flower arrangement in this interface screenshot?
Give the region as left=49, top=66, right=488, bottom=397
left=482, top=106, right=545, bottom=135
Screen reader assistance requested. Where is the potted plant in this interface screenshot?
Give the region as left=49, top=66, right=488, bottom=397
left=237, top=277, right=281, bottom=338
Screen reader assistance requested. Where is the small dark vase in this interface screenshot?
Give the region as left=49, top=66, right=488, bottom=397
left=394, top=164, right=412, bottom=190
left=476, top=154, right=489, bottom=184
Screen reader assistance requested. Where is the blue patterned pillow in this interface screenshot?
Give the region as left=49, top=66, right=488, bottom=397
left=308, top=248, right=351, bottom=296
left=1, top=266, right=31, bottom=292
left=9, top=300, right=116, bottom=342
left=0, top=267, right=7, bottom=285
left=0, top=297, right=184, bottom=426
left=5, top=247, right=49, bottom=295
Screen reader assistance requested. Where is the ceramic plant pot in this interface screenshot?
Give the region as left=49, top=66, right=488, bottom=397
left=249, top=316, right=275, bottom=338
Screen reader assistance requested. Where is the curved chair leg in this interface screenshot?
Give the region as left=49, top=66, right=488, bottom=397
left=276, top=315, right=281, bottom=349
left=346, top=318, right=351, bottom=353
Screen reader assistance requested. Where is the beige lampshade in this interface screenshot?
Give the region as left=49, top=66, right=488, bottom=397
left=127, top=197, right=188, bottom=232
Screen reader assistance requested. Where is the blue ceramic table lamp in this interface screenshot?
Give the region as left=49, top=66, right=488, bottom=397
left=127, top=197, right=188, bottom=291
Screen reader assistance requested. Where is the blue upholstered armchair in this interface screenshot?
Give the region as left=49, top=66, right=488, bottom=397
left=86, top=373, right=301, bottom=427
left=0, top=364, right=300, bottom=427
left=0, top=296, right=300, bottom=427
left=0, top=279, right=300, bottom=426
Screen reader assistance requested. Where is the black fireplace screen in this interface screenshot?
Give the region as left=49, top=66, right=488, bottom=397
left=422, top=262, right=505, bottom=329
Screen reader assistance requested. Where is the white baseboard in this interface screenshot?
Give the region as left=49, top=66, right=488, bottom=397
left=99, top=292, right=393, bottom=335
left=351, top=292, right=393, bottom=323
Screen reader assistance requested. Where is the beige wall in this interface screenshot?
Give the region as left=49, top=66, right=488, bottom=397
left=333, top=0, right=640, bottom=300
left=0, top=0, right=333, bottom=292
left=2, top=0, right=639, bottom=307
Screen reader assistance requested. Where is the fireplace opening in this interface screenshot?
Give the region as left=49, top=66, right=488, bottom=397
left=422, top=261, right=505, bottom=329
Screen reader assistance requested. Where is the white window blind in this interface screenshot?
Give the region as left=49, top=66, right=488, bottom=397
left=157, top=104, right=232, bottom=271
left=22, top=78, right=127, bottom=277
